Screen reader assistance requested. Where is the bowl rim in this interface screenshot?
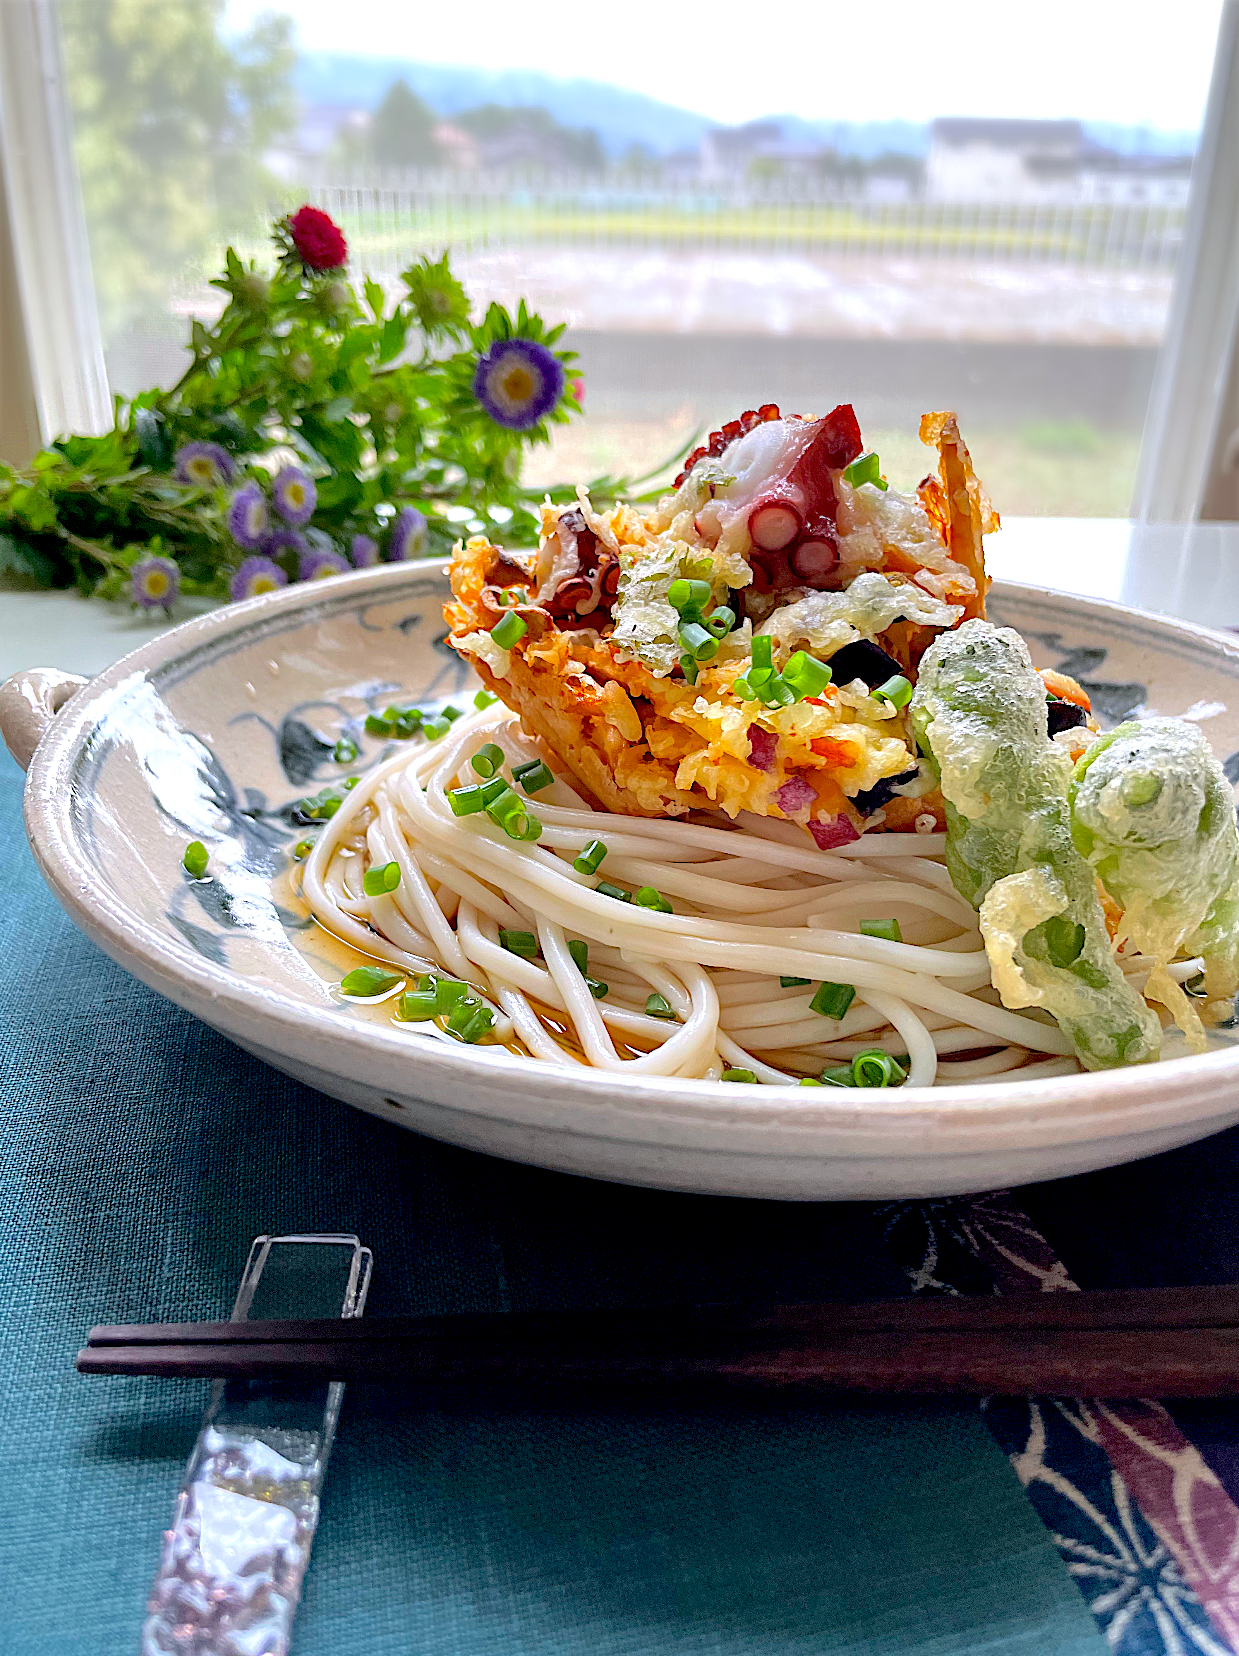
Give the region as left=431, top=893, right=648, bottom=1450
left=21, top=560, right=1239, bottom=1150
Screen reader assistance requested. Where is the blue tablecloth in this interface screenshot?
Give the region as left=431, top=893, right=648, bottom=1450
left=6, top=737, right=1239, bottom=1656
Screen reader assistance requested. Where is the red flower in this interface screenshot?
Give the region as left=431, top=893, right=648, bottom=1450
left=287, top=205, right=347, bottom=272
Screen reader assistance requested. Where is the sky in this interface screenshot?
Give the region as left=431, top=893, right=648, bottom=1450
left=224, top=0, right=1225, bottom=130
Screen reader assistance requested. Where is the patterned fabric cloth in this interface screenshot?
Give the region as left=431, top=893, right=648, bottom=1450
left=883, top=1196, right=1239, bottom=1652
left=1, top=738, right=1233, bottom=1654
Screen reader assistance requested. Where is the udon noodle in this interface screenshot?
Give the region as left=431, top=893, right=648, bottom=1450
left=299, top=705, right=1202, bottom=1088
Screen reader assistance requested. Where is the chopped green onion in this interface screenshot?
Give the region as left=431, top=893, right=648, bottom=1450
left=292, top=839, right=313, bottom=860
left=362, top=861, right=401, bottom=896
left=668, top=577, right=711, bottom=616
left=515, top=812, right=543, bottom=842
left=394, top=989, right=437, bottom=1022
left=645, top=992, right=675, bottom=1019
left=748, top=665, right=774, bottom=690
left=678, top=621, right=719, bottom=662
left=751, top=635, right=773, bottom=673
left=798, top=1077, right=824, bottom=1086
left=842, top=451, right=887, bottom=491
left=340, top=966, right=402, bottom=998
left=365, top=713, right=394, bottom=738
left=851, top=1049, right=906, bottom=1088
left=383, top=705, right=423, bottom=737
left=596, top=882, right=630, bottom=901
left=298, top=787, right=343, bottom=820
left=440, top=704, right=463, bottom=723
left=448, top=784, right=486, bottom=816
left=333, top=735, right=358, bottom=763
left=705, top=606, right=736, bottom=639
left=761, top=676, right=795, bottom=709
left=732, top=675, right=754, bottom=701
left=471, top=742, right=505, bottom=778
left=586, top=977, right=609, bottom=999
left=872, top=674, right=913, bottom=710
left=572, top=839, right=608, bottom=875
left=513, top=758, right=554, bottom=793
left=782, top=651, right=832, bottom=701
left=810, top=981, right=856, bottom=1020
left=1184, top=972, right=1207, bottom=998
left=635, top=886, right=674, bottom=913
left=422, top=715, right=451, bottom=740
left=820, top=1065, right=855, bottom=1088
left=860, top=918, right=902, bottom=943
left=479, top=776, right=509, bottom=806
left=445, top=995, right=483, bottom=1033
left=485, top=784, right=519, bottom=820
left=182, top=840, right=208, bottom=878
left=780, top=976, right=811, bottom=988
left=343, top=776, right=360, bottom=790
left=456, top=1005, right=495, bottom=1044
left=500, top=929, right=539, bottom=957
left=568, top=940, right=589, bottom=973
left=433, top=977, right=470, bottom=1013
left=474, top=689, right=498, bottom=709
left=680, top=655, right=699, bottom=685
left=490, top=611, right=527, bottom=649
left=721, top=1068, right=757, bottom=1084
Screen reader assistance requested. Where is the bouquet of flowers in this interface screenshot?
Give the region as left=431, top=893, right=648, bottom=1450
left=0, top=205, right=599, bottom=611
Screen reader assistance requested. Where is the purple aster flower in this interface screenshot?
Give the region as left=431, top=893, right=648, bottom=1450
left=472, top=338, right=564, bottom=430
left=229, top=555, right=288, bottom=602
left=226, top=481, right=269, bottom=549
left=271, top=465, right=317, bottom=526
left=350, top=533, right=380, bottom=568
left=261, top=528, right=309, bottom=567
left=173, top=441, right=235, bottom=487
left=129, top=554, right=180, bottom=611
left=387, top=506, right=428, bottom=562
left=298, top=546, right=350, bottom=582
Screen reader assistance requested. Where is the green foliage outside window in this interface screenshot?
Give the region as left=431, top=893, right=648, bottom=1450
left=60, top=0, right=297, bottom=343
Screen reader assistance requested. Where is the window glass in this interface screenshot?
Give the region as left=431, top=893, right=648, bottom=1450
left=59, top=0, right=1225, bottom=516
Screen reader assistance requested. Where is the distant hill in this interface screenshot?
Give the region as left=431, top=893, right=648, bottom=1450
left=293, top=54, right=1197, bottom=162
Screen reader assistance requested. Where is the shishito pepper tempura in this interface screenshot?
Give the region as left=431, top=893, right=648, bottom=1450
left=293, top=402, right=1239, bottom=1085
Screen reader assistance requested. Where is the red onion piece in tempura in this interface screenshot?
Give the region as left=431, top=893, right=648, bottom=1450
left=774, top=776, right=817, bottom=815
left=746, top=724, right=778, bottom=771
left=808, top=815, right=861, bottom=850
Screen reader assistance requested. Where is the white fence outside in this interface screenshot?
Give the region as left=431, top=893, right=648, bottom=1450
left=306, top=172, right=1185, bottom=275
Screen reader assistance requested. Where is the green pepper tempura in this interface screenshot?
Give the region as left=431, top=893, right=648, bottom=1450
left=1070, top=718, right=1239, bottom=1043
left=911, top=621, right=1161, bottom=1070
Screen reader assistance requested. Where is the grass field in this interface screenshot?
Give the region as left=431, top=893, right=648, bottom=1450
left=523, top=414, right=1141, bottom=519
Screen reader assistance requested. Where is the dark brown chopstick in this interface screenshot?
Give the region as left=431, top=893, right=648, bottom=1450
left=76, top=1327, right=1239, bottom=1396
left=76, top=1285, right=1239, bottom=1397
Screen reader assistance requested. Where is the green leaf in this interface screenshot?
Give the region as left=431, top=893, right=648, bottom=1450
left=134, top=408, right=173, bottom=470
left=364, top=276, right=386, bottom=321
left=378, top=312, right=407, bottom=364
left=0, top=532, right=55, bottom=587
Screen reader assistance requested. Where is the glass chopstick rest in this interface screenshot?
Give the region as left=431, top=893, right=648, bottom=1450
left=140, top=1233, right=372, bottom=1656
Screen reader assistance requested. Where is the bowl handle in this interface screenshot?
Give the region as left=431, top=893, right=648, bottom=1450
left=0, top=668, right=87, bottom=771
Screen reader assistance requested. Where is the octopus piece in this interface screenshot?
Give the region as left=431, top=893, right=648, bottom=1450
left=533, top=507, right=621, bottom=628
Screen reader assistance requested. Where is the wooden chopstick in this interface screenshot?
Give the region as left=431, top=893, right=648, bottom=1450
left=76, top=1286, right=1239, bottom=1397
left=76, top=1326, right=1239, bottom=1395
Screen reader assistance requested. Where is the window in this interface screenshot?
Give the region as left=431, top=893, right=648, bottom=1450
left=27, top=1, right=1237, bottom=516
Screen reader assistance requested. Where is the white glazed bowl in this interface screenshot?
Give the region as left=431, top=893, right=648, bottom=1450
left=7, top=561, right=1239, bottom=1200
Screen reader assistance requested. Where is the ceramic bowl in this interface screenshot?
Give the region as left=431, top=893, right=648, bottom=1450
left=6, top=562, right=1239, bottom=1200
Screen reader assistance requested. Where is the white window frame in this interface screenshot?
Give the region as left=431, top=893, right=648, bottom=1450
left=1128, top=0, right=1239, bottom=522
left=0, top=0, right=109, bottom=460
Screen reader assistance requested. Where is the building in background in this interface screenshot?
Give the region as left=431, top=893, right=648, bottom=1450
left=926, top=117, right=1192, bottom=205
